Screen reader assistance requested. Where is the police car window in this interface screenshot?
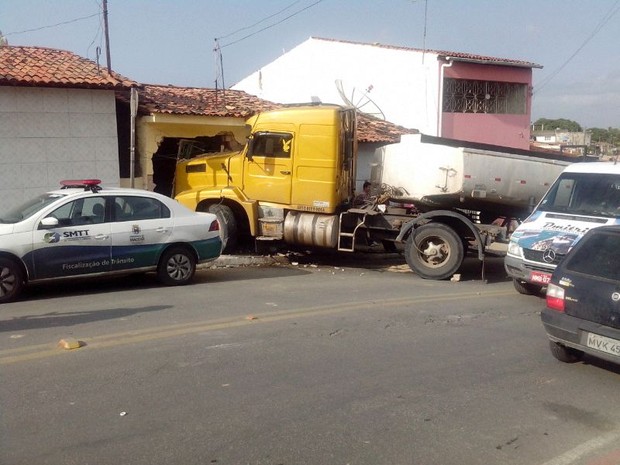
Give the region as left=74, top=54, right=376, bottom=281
left=113, top=196, right=170, bottom=222
left=0, top=194, right=65, bottom=224
left=47, top=197, right=106, bottom=227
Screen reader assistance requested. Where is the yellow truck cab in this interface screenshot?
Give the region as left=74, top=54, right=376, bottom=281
left=174, top=104, right=357, bottom=251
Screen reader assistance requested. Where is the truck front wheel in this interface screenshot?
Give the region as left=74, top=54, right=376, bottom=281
left=405, top=223, right=464, bottom=280
left=207, top=204, right=238, bottom=253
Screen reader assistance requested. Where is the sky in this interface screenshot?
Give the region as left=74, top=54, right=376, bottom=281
left=1, top=0, right=619, bottom=129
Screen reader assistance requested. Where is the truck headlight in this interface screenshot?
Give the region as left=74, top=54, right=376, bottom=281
left=507, top=241, right=523, bottom=258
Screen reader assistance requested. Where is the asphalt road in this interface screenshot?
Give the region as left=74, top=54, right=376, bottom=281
left=2, top=254, right=620, bottom=465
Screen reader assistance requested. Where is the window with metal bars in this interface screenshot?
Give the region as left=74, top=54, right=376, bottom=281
left=442, top=78, right=527, bottom=114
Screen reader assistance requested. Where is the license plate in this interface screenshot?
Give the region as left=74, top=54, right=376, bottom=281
left=585, top=332, right=620, bottom=357
left=530, top=271, right=551, bottom=284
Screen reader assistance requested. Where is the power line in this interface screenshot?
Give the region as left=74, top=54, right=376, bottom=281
left=217, top=0, right=306, bottom=41
left=534, top=0, right=620, bottom=95
left=219, top=0, right=324, bottom=49
left=5, top=12, right=100, bottom=36
left=86, top=1, right=104, bottom=61
left=213, top=0, right=324, bottom=89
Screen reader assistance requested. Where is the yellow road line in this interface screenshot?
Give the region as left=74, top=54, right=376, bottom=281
left=0, top=289, right=514, bottom=365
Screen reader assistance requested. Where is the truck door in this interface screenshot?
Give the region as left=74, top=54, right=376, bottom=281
left=243, top=132, right=293, bottom=205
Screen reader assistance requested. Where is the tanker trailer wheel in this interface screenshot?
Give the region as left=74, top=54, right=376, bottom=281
left=207, top=204, right=238, bottom=253
left=405, top=223, right=464, bottom=280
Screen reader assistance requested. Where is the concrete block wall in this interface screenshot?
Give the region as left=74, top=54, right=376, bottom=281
left=0, top=86, right=120, bottom=213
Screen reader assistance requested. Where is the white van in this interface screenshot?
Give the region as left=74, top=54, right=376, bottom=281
left=505, top=161, right=620, bottom=294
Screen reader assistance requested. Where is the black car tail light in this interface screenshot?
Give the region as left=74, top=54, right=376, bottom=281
left=546, top=283, right=565, bottom=312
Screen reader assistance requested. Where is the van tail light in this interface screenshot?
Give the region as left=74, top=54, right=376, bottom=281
left=209, top=219, right=220, bottom=232
left=546, top=283, right=565, bottom=312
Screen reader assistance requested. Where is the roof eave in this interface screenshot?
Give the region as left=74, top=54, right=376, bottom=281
left=440, top=56, right=543, bottom=69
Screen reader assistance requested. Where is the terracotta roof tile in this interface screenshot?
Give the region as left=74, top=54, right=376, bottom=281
left=357, top=112, right=417, bottom=143
left=137, top=84, right=278, bottom=117
left=0, top=45, right=135, bottom=89
left=138, top=84, right=412, bottom=143
left=311, top=37, right=542, bottom=69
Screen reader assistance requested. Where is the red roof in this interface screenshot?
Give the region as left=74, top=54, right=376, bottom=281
left=0, top=45, right=135, bottom=89
left=138, top=84, right=412, bottom=143
left=311, top=37, right=542, bottom=69
left=138, top=84, right=278, bottom=117
left=357, top=112, right=417, bottom=143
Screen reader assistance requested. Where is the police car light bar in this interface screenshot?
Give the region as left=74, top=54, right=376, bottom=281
left=60, top=179, right=102, bottom=192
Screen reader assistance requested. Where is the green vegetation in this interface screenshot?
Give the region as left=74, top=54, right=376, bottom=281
left=589, top=127, right=620, bottom=146
left=533, top=118, right=619, bottom=150
left=533, top=118, right=583, bottom=132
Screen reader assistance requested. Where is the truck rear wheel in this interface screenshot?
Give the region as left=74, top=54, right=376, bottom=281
left=207, top=204, right=238, bottom=253
left=405, top=223, right=464, bottom=280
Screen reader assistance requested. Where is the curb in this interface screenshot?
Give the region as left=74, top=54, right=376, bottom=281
left=202, top=254, right=290, bottom=268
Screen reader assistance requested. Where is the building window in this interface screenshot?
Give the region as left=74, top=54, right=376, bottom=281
left=443, top=78, right=527, bottom=114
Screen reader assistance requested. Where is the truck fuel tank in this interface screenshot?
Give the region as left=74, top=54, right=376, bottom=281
left=283, top=212, right=339, bottom=248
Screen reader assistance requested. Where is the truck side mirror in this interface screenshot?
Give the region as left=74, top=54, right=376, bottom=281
left=246, top=135, right=255, bottom=162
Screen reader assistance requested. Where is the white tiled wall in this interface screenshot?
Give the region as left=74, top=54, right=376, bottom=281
left=0, top=87, right=120, bottom=213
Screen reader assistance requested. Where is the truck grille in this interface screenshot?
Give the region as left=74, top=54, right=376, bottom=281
left=523, top=249, right=565, bottom=266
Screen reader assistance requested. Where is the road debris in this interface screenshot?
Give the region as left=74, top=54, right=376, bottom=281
left=58, top=338, right=83, bottom=350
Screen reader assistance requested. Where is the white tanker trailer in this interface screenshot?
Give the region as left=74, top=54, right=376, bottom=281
left=343, top=133, right=576, bottom=279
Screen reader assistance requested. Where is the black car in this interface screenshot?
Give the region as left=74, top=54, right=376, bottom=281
left=541, top=225, right=620, bottom=364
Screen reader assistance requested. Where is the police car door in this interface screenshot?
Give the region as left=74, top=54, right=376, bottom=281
left=31, top=196, right=111, bottom=279
left=109, top=196, right=173, bottom=271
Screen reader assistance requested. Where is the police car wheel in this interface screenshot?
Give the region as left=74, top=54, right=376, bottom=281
left=0, top=258, right=24, bottom=304
left=157, top=247, right=196, bottom=286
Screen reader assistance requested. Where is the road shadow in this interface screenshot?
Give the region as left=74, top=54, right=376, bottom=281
left=280, top=247, right=511, bottom=284
left=17, top=266, right=311, bottom=303
left=0, top=304, right=172, bottom=332
left=581, top=356, right=620, bottom=375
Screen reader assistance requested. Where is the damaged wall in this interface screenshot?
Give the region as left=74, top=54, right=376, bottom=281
left=131, top=113, right=250, bottom=190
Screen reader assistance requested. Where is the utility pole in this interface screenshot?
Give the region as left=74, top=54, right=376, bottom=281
left=103, top=0, right=112, bottom=72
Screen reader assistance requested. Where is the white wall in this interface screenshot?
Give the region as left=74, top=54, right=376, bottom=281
left=233, top=38, right=441, bottom=135
left=0, top=87, right=120, bottom=212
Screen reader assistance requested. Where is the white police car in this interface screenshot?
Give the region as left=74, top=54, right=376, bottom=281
left=0, top=180, right=222, bottom=303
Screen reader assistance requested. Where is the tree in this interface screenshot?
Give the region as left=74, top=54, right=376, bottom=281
left=533, top=118, right=582, bottom=132
left=589, top=127, right=620, bottom=144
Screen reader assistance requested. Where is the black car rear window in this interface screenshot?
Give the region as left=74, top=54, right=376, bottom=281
left=565, top=230, right=620, bottom=281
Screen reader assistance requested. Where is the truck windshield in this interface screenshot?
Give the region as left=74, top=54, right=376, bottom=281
left=538, top=173, right=620, bottom=218
left=0, top=193, right=66, bottom=224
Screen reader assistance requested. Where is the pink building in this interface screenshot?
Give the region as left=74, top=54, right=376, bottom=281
left=234, top=37, right=541, bottom=151
left=440, top=56, right=539, bottom=149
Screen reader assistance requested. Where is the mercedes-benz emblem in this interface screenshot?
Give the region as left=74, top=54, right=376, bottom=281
left=542, top=248, right=556, bottom=263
